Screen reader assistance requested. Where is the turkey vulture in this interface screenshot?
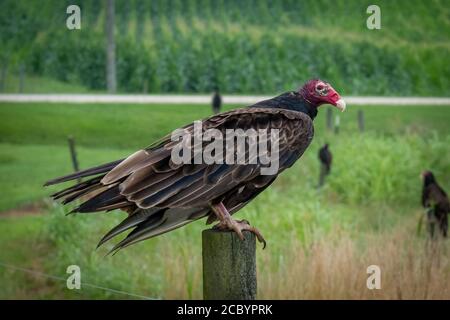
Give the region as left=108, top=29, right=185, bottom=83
left=318, top=143, right=332, bottom=187
left=44, top=79, right=346, bottom=253
left=421, top=171, right=449, bottom=238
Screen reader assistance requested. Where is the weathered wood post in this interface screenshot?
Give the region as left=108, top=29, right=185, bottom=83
left=67, top=136, right=81, bottom=183
left=202, top=229, right=257, bottom=300
left=358, top=110, right=365, bottom=132
left=106, top=0, right=117, bottom=93
left=334, top=114, right=340, bottom=134
left=326, top=108, right=333, bottom=131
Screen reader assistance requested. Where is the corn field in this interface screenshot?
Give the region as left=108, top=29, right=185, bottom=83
left=1, top=0, right=448, bottom=95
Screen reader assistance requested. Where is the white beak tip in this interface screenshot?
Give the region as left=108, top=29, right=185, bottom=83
left=335, top=99, right=346, bottom=112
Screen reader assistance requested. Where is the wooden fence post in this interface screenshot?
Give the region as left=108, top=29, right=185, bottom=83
left=326, top=108, right=333, bottom=131
left=68, top=136, right=81, bottom=183
left=202, top=229, right=257, bottom=300
left=106, top=0, right=117, bottom=93
left=334, top=114, right=340, bottom=134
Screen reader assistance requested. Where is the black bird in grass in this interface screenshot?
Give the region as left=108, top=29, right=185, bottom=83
left=319, top=143, right=332, bottom=174
left=318, top=143, right=332, bottom=187
left=421, top=171, right=449, bottom=238
left=44, top=79, right=346, bottom=253
left=212, top=89, right=222, bottom=114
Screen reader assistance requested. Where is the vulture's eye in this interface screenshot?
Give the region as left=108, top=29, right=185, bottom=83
left=315, top=84, right=328, bottom=96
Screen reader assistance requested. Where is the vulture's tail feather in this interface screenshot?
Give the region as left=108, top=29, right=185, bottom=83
left=44, top=159, right=124, bottom=186
left=61, top=182, right=106, bottom=205
left=106, top=208, right=209, bottom=255
left=52, top=176, right=103, bottom=200
left=96, top=208, right=159, bottom=248
left=72, top=184, right=125, bottom=213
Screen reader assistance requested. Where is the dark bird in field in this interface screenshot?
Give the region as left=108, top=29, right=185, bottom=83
left=44, top=79, right=346, bottom=253
left=212, top=89, right=222, bottom=114
left=318, top=143, right=332, bottom=187
left=319, top=143, right=332, bottom=175
left=421, top=171, right=449, bottom=238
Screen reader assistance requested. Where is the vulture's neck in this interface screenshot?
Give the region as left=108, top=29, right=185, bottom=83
left=256, top=91, right=318, bottom=119
left=290, top=95, right=318, bottom=120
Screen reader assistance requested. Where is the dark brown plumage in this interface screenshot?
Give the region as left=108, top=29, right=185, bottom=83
left=44, top=79, right=345, bottom=252
left=421, top=171, right=449, bottom=238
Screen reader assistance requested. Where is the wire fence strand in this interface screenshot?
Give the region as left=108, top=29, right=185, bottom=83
left=0, top=261, right=159, bottom=300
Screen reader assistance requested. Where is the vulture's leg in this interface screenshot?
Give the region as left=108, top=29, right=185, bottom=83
left=210, top=202, right=266, bottom=249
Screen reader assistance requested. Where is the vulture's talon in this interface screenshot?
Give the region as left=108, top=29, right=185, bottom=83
left=213, top=218, right=266, bottom=248
left=251, top=228, right=267, bottom=249
left=237, top=219, right=266, bottom=248
left=211, top=202, right=266, bottom=248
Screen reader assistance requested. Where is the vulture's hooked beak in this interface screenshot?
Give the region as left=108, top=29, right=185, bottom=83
left=326, top=87, right=346, bottom=112
left=334, top=99, right=346, bottom=112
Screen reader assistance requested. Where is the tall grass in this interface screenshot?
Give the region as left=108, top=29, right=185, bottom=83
left=260, top=226, right=450, bottom=299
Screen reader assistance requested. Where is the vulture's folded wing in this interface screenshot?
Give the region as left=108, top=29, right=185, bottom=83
left=87, top=108, right=314, bottom=211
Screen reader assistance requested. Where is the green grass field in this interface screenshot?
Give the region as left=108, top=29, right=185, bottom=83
left=0, top=102, right=449, bottom=299
left=1, top=102, right=449, bottom=149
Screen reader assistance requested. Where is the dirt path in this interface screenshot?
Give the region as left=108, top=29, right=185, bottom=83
left=1, top=202, right=46, bottom=218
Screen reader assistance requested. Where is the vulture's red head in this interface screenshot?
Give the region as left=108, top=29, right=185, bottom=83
left=299, top=79, right=346, bottom=112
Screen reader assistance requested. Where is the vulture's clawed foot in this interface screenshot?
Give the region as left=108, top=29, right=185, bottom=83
left=211, top=202, right=266, bottom=248
left=214, top=218, right=266, bottom=249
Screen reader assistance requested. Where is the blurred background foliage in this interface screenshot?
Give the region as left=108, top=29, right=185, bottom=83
left=0, top=0, right=449, bottom=95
